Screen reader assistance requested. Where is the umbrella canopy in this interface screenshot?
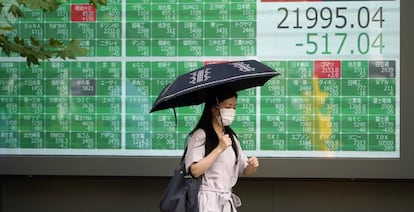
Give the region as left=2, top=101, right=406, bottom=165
left=150, top=59, right=280, bottom=113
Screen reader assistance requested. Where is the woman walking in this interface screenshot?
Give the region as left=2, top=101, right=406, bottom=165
left=184, top=87, right=259, bottom=212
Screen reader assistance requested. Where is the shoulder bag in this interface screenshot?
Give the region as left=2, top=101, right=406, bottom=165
left=159, top=162, right=201, bottom=212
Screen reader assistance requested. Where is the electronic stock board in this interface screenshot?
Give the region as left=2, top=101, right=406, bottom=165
left=0, top=0, right=400, bottom=162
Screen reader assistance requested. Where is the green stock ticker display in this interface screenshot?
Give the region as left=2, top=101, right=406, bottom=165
left=0, top=0, right=399, bottom=158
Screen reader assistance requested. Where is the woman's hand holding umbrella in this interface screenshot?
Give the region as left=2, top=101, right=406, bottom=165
left=217, top=134, right=232, bottom=153
left=189, top=133, right=233, bottom=178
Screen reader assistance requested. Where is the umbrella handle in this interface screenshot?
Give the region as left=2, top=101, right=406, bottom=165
left=215, top=97, right=226, bottom=134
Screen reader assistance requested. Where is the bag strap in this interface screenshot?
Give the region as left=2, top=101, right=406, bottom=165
left=181, top=146, right=188, bottom=163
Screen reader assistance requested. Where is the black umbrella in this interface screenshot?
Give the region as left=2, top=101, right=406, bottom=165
left=150, top=59, right=280, bottom=113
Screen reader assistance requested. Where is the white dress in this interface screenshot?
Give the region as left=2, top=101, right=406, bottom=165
left=185, top=129, right=248, bottom=212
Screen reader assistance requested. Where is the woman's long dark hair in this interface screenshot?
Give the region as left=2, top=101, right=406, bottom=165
left=185, top=87, right=239, bottom=162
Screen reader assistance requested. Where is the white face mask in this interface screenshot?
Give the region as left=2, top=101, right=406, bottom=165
left=218, top=108, right=236, bottom=126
